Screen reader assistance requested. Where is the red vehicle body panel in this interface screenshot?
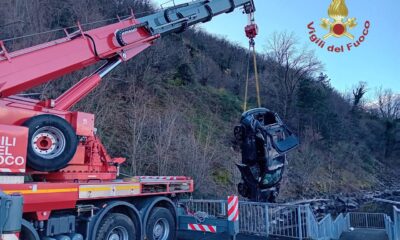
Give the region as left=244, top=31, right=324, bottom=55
left=0, top=177, right=194, bottom=220
left=0, top=124, right=28, bottom=173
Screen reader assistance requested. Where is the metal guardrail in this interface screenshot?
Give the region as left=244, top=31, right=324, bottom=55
left=239, top=201, right=351, bottom=240
left=180, top=199, right=400, bottom=240
left=307, top=211, right=350, bottom=240
left=180, top=199, right=227, bottom=218
left=239, top=202, right=311, bottom=238
left=349, top=212, right=385, bottom=229
left=385, top=206, right=400, bottom=240
left=183, top=200, right=345, bottom=239
left=177, top=198, right=239, bottom=239
left=239, top=202, right=268, bottom=236
left=239, top=202, right=308, bottom=238
left=386, top=214, right=395, bottom=240
left=332, top=214, right=350, bottom=239
left=394, top=206, right=400, bottom=240
left=268, top=204, right=308, bottom=238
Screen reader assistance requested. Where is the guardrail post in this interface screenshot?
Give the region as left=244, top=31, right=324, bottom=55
left=394, top=206, right=399, bottom=240
left=222, top=201, right=227, bottom=216
left=306, top=204, right=312, bottom=239
left=297, top=206, right=303, bottom=240
left=347, top=213, right=351, bottom=230
left=227, top=196, right=239, bottom=240
left=265, top=204, right=269, bottom=236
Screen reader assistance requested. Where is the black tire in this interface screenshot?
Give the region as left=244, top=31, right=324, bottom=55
left=146, top=207, right=176, bottom=240
left=238, top=182, right=250, bottom=198
left=23, top=114, right=78, bottom=172
left=234, top=125, right=245, bottom=141
left=96, top=213, right=137, bottom=240
left=20, top=220, right=40, bottom=240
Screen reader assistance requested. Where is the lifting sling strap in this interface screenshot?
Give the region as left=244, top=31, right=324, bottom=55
left=243, top=39, right=261, bottom=111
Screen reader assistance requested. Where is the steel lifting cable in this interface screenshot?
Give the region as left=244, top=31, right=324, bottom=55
left=252, top=40, right=261, bottom=108
left=243, top=43, right=251, bottom=112
left=243, top=39, right=261, bottom=111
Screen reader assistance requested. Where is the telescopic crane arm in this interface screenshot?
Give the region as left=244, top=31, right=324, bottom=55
left=0, top=0, right=255, bottom=110
left=0, top=0, right=256, bottom=180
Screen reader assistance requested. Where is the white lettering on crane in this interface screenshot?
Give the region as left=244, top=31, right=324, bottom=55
left=0, top=135, right=25, bottom=167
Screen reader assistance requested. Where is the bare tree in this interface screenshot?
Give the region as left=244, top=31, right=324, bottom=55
left=124, top=86, right=153, bottom=176
left=267, top=32, right=323, bottom=118
left=376, top=88, right=400, bottom=120
left=373, top=88, right=400, bottom=158
left=175, top=127, right=219, bottom=195
left=352, top=81, right=367, bottom=109
left=153, top=108, right=178, bottom=176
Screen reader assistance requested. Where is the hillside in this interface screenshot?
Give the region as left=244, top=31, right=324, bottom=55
left=1, top=0, right=399, bottom=200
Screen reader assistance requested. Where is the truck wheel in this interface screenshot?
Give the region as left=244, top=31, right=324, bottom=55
left=24, top=114, right=78, bottom=172
left=96, top=213, right=136, bottom=240
left=20, top=220, right=40, bottom=240
left=146, top=207, right=175, bottom=240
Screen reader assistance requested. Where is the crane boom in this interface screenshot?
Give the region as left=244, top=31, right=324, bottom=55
left=0, top=0, right=256, bottom=181
left=0, top=0, right=255, bottom=99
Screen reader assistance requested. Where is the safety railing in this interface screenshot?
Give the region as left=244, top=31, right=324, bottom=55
left=238, top=202, right=312, bottom=238
left=181, top=200, right=311, bottom=238
left=306, top=206, right=349, bottom=240
left=239, top=202, right=269, bottom=236
left=395, top=206, right=400, bottom=240
left=316, top=214, right=333, bottom=239
left=349, top=212, right=385, bottom=229
left=268, top=203, right=308, bottom=239
left=385, top=214, right=395, bottom=240
left=385, top=206, right=400, bottom=240
left=177, top=197, right=241, bottom=239
left=332, top=213, right=350, bottom=239
left=239, top=201, right=353, bottom=240
left=239, top=201, right=354, bottom=240
left=179, top=199, right=227, bottom=218
left=180, top=199, right=400, bottom=240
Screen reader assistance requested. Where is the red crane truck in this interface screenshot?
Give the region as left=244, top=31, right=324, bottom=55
left=0, top=0, right=255, bottom=240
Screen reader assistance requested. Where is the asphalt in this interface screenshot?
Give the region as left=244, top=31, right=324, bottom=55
left=178, top=232, right=289, bottom=240
left=237, top=235, right=289, bottom=240
left=339, top=229, right=389, bottom=240
left=178, top=230, right=390, bottom=240
left=236, top=234, right=265, bottom=240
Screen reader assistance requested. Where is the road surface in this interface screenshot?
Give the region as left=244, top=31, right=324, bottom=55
left=179, top=230, right=390, bottom=240
left=178, top=232, right=289, bottom=239
left=339, top=229, right=388, bottom=240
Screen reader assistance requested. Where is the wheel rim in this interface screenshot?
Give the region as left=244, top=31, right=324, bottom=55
left=107, top=226, right=129, bottom=240
left=152, top=218, right=170, bottom=240
left=31, top=126, right=66, bottom=159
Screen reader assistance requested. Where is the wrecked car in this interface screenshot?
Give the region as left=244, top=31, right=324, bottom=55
left=234, top=108, right=299, bottom=202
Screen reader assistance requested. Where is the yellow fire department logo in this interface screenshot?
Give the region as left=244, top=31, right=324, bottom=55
left=306, top=0, right=370, bottom=53
left=321, top=0, right=357, bottom=39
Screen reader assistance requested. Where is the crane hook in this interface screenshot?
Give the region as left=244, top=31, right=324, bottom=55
left=243, top=11, right=261, bottom=111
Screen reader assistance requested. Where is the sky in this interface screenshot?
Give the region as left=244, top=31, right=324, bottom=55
left=152, top=0, right=400, bottom=98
